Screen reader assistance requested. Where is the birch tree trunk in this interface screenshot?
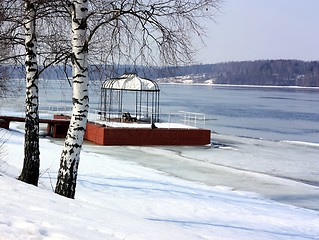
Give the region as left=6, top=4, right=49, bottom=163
left=55, top=0, right=89, bottom=199
left=18, top=0, right=40, bottom=186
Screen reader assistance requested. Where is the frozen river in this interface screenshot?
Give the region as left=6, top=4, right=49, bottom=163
left=1, top=80, right=319, bottom=211
left=79, top=134, right=319, bottom=211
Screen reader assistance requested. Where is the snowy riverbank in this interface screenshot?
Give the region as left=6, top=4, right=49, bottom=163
left=1, top=123, right=319, bottom=239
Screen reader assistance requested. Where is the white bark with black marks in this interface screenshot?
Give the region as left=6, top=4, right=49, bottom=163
left=18, top=0, right=40, bottom=186
left=55, top=0, right=89, bottom=199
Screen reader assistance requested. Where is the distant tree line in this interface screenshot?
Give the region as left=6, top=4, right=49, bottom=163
left=2, top=59, right=319, bottom=87
left=154, top=60, right=319, bottom=87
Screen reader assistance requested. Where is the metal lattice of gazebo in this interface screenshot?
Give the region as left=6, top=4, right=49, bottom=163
left=100, top=73, right=160, bottom=123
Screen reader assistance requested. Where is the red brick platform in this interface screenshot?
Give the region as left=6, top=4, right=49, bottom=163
left=59, top=115, right=211, bottom=146
left=84, top=122, right=211, bottom=146
left=1, top=115, right=211, bottom=146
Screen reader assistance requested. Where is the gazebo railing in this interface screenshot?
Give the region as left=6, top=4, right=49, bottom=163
left=166, top=111, right=206, bottom=129
left=89, top=110, right=206, bottom=129
left=37, top=107, right=206, bottom=129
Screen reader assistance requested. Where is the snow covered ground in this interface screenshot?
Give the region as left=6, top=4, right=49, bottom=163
left=1, top=123, right=319, bottom=240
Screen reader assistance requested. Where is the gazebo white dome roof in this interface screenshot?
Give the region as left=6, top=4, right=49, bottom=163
left=102, top=73, right=159, bottom=92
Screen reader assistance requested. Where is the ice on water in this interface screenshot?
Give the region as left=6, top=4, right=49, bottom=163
left=79, top=132, right=319, bottom=211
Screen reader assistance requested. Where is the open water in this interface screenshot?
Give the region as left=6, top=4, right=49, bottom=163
left=159, top=84, right=319, bottom=144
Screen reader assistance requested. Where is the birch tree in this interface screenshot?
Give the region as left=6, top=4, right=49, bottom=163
left=0, top=0, right=41, bottom=185
left=0, top=0, right=71, bottom=186
left=54, top=0, right=221, bottom=198
left=55, top=0, right=89, bottom=198
left=17, top=0, right=41, bottom=185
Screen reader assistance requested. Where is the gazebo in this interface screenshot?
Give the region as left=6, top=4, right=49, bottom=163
left=100, top=73, right=160, bottom=123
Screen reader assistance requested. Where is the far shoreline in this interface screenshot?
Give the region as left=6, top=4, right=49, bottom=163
left=158, top=82, right=319, bottom=90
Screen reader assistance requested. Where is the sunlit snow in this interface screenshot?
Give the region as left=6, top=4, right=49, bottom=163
left=0, top=123, right=319, bottom=240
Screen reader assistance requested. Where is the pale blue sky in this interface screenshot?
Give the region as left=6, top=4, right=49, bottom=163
left=196, top=0, right=319, bottom=64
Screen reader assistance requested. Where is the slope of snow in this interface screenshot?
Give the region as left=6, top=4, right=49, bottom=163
left=0, top=125, right=319, bottom=240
